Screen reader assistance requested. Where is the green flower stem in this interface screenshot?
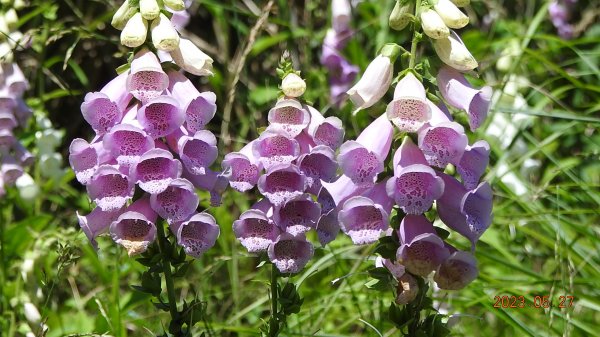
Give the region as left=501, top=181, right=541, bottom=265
left=408, top=0, right=422, bottom=69
left=156, top=222, right=179, bottom=325
left=269, top=263, right=278, bottom=337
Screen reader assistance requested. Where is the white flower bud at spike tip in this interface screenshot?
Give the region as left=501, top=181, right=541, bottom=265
left=111, top=0, right=138, bottom=30
left=450, top=0, right=470, bottom=7
left=433, top=32, right=478, bottom=71
left=163, top=0, right=186, bottom=11
left=120, top=13, right=148, bottom=48
left=420, top=9, right=450, bottom=39
left=170, top=38, right=214, bottom=76
left=389, top=1, right=413, bottom=31
left=281, top=73, right=306, bottom=98
left=0, top=17, right=9, bottom=42
left=0, top=42, right=13, bottom=62
left=4, top=8, right=19, bottom=30
left=151, top=13, right=181, bottom=52
left=434, top=0, right=469, bottom=29
left=16, top=173, right=39, bottom=201
left=140, top=0, right=161, bottom=21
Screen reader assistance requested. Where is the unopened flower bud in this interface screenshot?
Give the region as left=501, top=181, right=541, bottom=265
left=120, top=13, right=148, bottom=48
left=163, top=0, right=186, bottom=11
left=0, top=17, right=9, bottom=42
left=23, top=302, right=41, bottom=325
left=347, top=52, right=394, bottom=111
left=111, top=0, right=138, bottom=30
left=420, top=8, right=450, bottom=39
left=434, top=0, right=469, bottom=29
left=281, top=73, right=306, bottom=98
left=4, top=8, right=19, bottom=30
left=395, top=273, right=418, bottom=304
left=433, top=32, right=478, bottom=71
left=151, top=13, right=180, bottom=51
left=16, top=173, right=39, bottom=201
left=140, top=0, right=161, bottom=20
left=389, top=1, right=413, bottom=31
left=450, top=0, right=470, bottom=7
left=170, top=38, right=213, bottom=76
left=0, top=42, right=13, bottom=62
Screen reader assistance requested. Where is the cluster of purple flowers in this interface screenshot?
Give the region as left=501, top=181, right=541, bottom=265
left=333, top=1, right=494, bottom=294
left=320, top=0, right=358, bottom=107
left=549, top=0, right=578, bottom=39
left=0, top=61, right=34, bottom=197
left=71, top=1, right=222, bottom=257
left=225, top=90, right=346, bottom=273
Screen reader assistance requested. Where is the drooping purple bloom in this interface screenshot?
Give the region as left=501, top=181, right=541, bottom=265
left=338, top=182, right=394, bottom=245
left=266, top=98, right=310, bottom=138
left=306, top=105, right=344, bottom=150
left=233, top=199, right=280, bottom=253
left=110, top=196, right=158, bottom=256
left=457, top=140, right=490, bottom=190
left=437, top=66, right=492, bottom=131
left=386, top=137, right=444, bottom=214
left=80, top=73, right=131, bottom=134
left=3, top=63, right=29, bottom=95
left=171, top=212, right=220, bottom=257
left=1, top=154, right=23, bottom=184
left=252, top=130, right=300, bottom=171
left=87, top=165, right=135, bottom=211
left=338, top=114, right=393, bottom=186
left=183, top=168, right=229, bottom=207
left=437, top=173, right=493, bottom=246
left=150, top=178, right=199, bottom=223
left=222, top=141, right=260, bottom=192
left=130, top=148, right=182, bottom=194
left=434, top=245, right=479, bottom=290
left=69, top=138, right=103, bottom=185
left=102, top=123, right=155, bottom=167
left=0, top=112, right=17, bottom=130
left=397, top=214, right=450, bottom=276
left=268, top=233, right=314, bottom=274
left=77, top=206, right=123, bottom=249
left=274, top=193, right=321, bottom=235
left=257, top=164, right=306, bottom=207
left=386, top=72, right=431, bottom=132
left=315, top=210, right=340, bottom=246
left=126, top=49, right=169, bottom=103
left=418, top=101, right=468, bottom=168
left=175, top=130, right=218, bottom=175
left=137, top=95, right=184, bottom=138
left=297, top=145, right=338, bottom=194
left=168, top=70, right=217, bottom=133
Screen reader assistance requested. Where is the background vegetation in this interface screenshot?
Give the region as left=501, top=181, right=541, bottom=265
left=1, top=0, right=599, bottom=336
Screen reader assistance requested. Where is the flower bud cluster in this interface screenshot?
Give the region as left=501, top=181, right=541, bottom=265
left=225, top=71, right=347, bottom=274
left=112, top=0, right=213, bottom=76
left=0, top=5, right=28, bottom=63
left=73, top=3, right=223, bottom=257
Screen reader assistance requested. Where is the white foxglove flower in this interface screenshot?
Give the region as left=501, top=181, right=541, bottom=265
left=111, top=0, right=137, bottom=30
left=23, top=303, right=41, bottom=325
left=433, top=32, right=478, bottom=71
left=281, top=73, right=306, bottom=98
left=420, top=9, right=450, bottom=39
left=434, top=0, right=469, bottom=29
left=170, top=38, right=213, bottom=76
left=140, top=0, right=160, bottom=20
left=120, top=13, right=148, bottom=48
left=151, top=13, right=180, bottom=51
left=16, top=173, right=39, bottom=201
left=163, top=0, right=186, bottom=11
left=0, top=16, right=8, bottom=42
left=347, top=44, right=398, bottom=112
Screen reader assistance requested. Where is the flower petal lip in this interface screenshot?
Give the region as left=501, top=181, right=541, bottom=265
left=150, top=178, right=199, bottom=223
left=266, top=98, right=310, bottom=138
left=87, top=165, right=135, bottom=211
left=174, top=212, right=220, bottom=257
left=126, top=49, right=169, bottom=103
left=257, top=163, right=307, bottom=207
left=268, top=233, right=314, bottom=274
